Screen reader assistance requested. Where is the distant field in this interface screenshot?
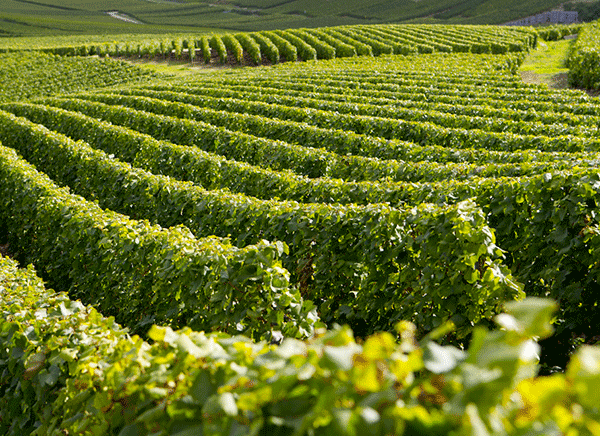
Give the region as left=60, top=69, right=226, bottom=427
left=0, top=0, right=568, bottom=36
left=0, top=24, right=537, bottom=70
left=0, top=0, right=225, bottom=36
left=0, top=52, right=160, bottom=102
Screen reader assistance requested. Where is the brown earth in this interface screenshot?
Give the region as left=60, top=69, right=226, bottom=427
left=520, top=70, right=600, bottom=97
left=520, top=70, right=569, bottom=89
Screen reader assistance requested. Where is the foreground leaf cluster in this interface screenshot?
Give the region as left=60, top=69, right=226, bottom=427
left=1, top=254, right=599, bottom=435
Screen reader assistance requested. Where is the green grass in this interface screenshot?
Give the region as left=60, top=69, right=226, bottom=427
left=519, top=38, right=574, bottom=89
left=124, top=57, right=241, bottom=78
left=520, top=38, right=574, bottom=74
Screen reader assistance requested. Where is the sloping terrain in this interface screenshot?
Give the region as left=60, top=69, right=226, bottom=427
left=0, top=0, right=566, bottom=35
left=1, top=18, right=600, bottom=436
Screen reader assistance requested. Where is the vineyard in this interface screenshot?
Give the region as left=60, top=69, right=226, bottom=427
left=1, top=22, right=600, bottom=435
left=568, top=21, right=600, bottom=89
left=0, top=24, right=539, bottom=63
left=0, top=52, right=159, bottom=103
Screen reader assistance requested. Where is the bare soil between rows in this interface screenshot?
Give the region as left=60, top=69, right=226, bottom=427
left=520, top=70, right=600, bottom=96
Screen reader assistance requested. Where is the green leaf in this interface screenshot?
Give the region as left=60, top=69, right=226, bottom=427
left=423, top=342, right=465, bottom=374
left=465, top=404, right=491, bottom=436
left=331, top=409, right=356, bottom=436
left=501, top=297, right=557, bottom=339
left=39, top=364, right=60, bottom=386
left=567, top=345, right=600, bottom=410
left=171, top=424, right=204, bottom=436
left=219, top=392, right=238, bottom=417
left=190, top=370, right=216, bottom=407
left=323, top=344, right=360, bottom=371
left=118, top=423, right=142, bottom=436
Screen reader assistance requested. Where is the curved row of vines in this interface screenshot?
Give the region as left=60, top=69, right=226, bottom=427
left=1, top=30, right=600, bottom=435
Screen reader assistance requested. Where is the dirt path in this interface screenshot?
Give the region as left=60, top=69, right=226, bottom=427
left=518, top=38, right=572, bottom=90
left=520, top=70, right=570, bottom=89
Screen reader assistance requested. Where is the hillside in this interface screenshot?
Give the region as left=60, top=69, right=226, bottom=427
left=2, top=13, right=600, bottom=434
left=2, top=42, right=600, bottom=432
left=0, top=0, right=568, bottom=36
